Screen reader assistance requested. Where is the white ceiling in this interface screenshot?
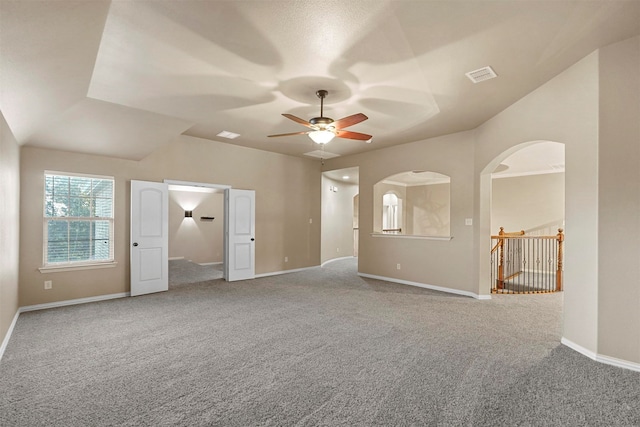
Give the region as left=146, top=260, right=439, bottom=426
left=1, top=1, right=639, bottom=161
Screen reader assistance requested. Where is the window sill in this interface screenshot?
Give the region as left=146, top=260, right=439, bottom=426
left=370, top=233, right=453, bottom=241
left=39, top=261, right=118, bottom=274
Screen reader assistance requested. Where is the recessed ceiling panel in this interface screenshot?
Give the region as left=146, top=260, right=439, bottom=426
left=28, top=99, right=192, bottom=160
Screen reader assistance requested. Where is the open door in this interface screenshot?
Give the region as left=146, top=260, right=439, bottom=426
left=224, top=189, right=255, bottom=281
left=130, top=180, right=169, bottom=296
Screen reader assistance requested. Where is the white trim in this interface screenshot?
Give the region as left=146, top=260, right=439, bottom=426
left=169, top=256, right=185, bottom=261
left=358, top=273, right=490, bottom=300
left=19, top=292, right=129, bottom=313
left=39, top=261, right=117, bottom=273
left=561, top=337, right=597, bottom=360
left=0, top=310, right=20, bottom=363
left=164, top=179, right=231, bottom=190
left=198, top=261, right=222, bottom=266
left=561, top=337, right=640, bottom=373
left=321, top=256, right=355, bottom=267
left=492, top=168, right=565, bottom=179
left=44, top=170, right=114, bottom=180
left=255, top=266, right=319, bottom=278
left=370, top=233, right=453, bottom=241
left=596, top=354, right=640, bottom=373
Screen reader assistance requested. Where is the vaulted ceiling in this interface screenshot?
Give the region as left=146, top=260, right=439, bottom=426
left=2, top=1, right=639, bottom=161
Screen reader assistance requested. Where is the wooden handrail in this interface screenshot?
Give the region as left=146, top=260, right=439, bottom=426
left=491, top=235, right=559, bottom=240
left=499, top=227, right=525, bottom=237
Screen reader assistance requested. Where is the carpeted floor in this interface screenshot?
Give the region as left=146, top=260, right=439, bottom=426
left=1, top=258, right=638, bottom=426
left=169, top=259, right=223, bottom=286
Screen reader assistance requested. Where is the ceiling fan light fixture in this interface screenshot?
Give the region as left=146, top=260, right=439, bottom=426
left=309, top=130, right=335, bottom=144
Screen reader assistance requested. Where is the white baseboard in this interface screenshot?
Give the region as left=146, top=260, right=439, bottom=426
left=560, top=337, right=597, bottom=360
left=19, top=292, right=130, bottom=313
left=561, top=337, right=640, bottom=373
left=168, top=256, right=185, bottom=261
left=0, top=310, right=20, bottom=363
left=255, top=265, right=319, bottom=278
left=198, top=261, right=223, bottom=266
left=596, top=354, right=640, bottom=373
left=321, top=256, right=355, bottom=267
left=358, top=273, right=490, bottom=300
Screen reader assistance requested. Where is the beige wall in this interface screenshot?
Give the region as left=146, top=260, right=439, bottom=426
left=321, top=176, right=358, bottom=263
left=597, top=36, right=640, bottom=364
left=0, top=111, right=20, bottom=347
left=19, top=135, right=321, bottom=306
left=406, top=183, right=450, bottom=236
left=169, top=190, right=223, bottom=264
left=326, top=131, right=476, bottom=294
left=492, top=173, right=565, bottom=234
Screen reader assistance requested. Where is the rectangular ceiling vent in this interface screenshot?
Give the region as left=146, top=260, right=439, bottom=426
left=465, top=66, right=497, bottom=83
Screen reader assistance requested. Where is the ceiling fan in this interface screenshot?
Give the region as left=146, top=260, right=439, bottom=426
left=268, top=90, right=372, bottom=144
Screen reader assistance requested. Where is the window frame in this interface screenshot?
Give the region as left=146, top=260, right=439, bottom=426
left=41, top=171, right=116, bottom=271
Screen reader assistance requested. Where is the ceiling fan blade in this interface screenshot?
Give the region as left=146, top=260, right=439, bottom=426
left=282, top=113, right=314, bottom=128
left=335, top=130, right=372, bottom=141
left=332, top=113, right=368, bottom=130
left=267, top=131, right=310, bottom=138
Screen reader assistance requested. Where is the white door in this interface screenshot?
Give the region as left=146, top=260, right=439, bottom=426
left=224, top=189, right=255, bottom=281
left=130, top=180, right=169, bottom=296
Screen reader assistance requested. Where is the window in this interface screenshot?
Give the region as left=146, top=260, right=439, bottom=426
left=382, top=192, right=401, bottom=233
left=44, top=172, right=114, bottom=267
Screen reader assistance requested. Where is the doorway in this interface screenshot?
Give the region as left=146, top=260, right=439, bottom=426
left=130, top=180, right=255, bottom=296
left=321, top=167, right=359, bottom=265
left=167, top=183, right=225, bottom=287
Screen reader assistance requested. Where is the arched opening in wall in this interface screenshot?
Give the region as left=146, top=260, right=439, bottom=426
left=167, top=185, right=225, bottom=287
left=321, top=167, right=360, bottom=265
left=483, top=141, right=565, bottom=295
left=373, top=171, right=450, bottom=237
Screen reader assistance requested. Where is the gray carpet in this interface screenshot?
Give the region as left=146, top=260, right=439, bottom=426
left=169, top=259, right=223, bottom=286
left=1, top=258, right=638, bottom=426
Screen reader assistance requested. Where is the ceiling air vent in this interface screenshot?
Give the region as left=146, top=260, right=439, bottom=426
left=465, top=66, right=497, bottom=84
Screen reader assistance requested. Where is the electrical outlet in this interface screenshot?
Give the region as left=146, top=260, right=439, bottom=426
left=337, top=248, right=340, bottom=252
left=44, top=280, right=52, bottom=290
left=309, top=218, right=313, bottom=224
left=396, top=263, right=401, bottom=270
left=284, top=256, right=288, bottom=262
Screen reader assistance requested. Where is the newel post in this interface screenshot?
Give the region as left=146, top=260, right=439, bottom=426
left=556, top=228, right=564, bottom=291
left=497, top=227, right=505, bottom=290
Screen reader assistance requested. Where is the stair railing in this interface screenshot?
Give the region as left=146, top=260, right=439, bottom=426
left=491, top=227, right=564, bottom=294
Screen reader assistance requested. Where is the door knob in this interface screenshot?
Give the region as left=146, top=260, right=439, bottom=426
left=251, top=238, right=255, bottom=241
left=133, top=242, right=138, bottom=247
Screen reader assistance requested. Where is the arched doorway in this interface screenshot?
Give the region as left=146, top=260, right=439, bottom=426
left=478, top=141, right=565, bottom=295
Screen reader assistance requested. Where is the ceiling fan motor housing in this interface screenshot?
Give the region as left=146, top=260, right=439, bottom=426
left=309, top=116, right=334, bottom=129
